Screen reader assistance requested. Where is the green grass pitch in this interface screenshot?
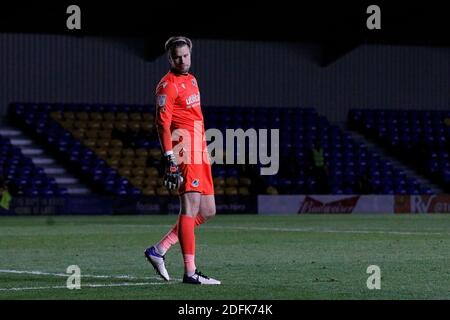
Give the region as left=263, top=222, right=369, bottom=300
left=0, top=214, right=449, bottom=299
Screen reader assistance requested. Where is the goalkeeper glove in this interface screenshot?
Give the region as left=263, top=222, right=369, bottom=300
left=163, top=153, right=183, bottom=190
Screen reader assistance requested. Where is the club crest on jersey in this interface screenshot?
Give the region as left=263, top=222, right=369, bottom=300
left=191, top=179, right=200, bottom=188
left=191, top=79, right=197, bottom=87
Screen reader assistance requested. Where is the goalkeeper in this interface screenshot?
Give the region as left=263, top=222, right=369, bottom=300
left=144, top=36, right=220, bottom=285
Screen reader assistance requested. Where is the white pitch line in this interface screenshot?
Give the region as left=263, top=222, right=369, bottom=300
left=120, top=224, right=449, bottom=236
left=203, top=225, right=449, bottom=236
left=0, top=269, right=182, bottom=282
left=0, top=269, right=159, bottom=281
left=0, top=282, right=170, bottom=291
left=0, top=269, right=179, bottom=291
left=193, top=224, right=448, bottom=235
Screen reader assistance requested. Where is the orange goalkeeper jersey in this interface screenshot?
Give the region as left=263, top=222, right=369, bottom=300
left=155, top=71, right=207, bottom=157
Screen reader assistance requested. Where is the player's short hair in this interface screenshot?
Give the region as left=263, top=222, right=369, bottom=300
left=164, top=36, right=192, bottom=53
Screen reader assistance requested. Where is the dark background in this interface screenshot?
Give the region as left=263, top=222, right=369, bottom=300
left=0, top=1, right=449, bottom=122
left=0, top=2, right=448, bottom=45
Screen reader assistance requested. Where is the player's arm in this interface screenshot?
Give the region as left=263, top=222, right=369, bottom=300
left=155, top=82, right=177, bottom=155
left=155, top=82, right=183, bottom=190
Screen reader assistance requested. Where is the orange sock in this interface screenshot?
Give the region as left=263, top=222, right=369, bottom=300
left=195, top=214, right=206, bottom=226
left=156, top=214, right=206, bottom=255
left=178, top=214, right=196, bottom=275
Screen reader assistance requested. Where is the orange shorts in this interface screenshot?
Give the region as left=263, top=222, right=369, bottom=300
left=178, top=162, right=215, bottom=195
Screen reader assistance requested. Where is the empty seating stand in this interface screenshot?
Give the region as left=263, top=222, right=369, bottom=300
left=0, top=134, right=68, bottom=196
left=349, top=108, right=444, bottom=193
left=9, top=102, right=429, bottom=196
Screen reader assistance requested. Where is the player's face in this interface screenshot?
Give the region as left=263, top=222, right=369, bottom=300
left=170, top=45, right=191, bottom=74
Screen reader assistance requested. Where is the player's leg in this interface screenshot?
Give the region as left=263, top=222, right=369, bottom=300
left=144, top=192, right=201, bottom=281
left=199, top=194, right=216, bottom=220
left=152, top=211, right=208, bottom=256
left=198, top=157, right=216, bottom=221
left=178, top=191, right=201, bottom=277
left=151, top=160, right=215, bottom=255
left=144, top=159, right=192, bottom=281
left=181, top=159, right=220, bottom=284
left=182, top=193, right=220, bottom=284
left=145, top=159, right=219, bottom=284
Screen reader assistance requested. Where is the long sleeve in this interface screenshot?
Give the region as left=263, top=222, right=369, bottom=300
left=155, top=81, right=177, bottom=153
